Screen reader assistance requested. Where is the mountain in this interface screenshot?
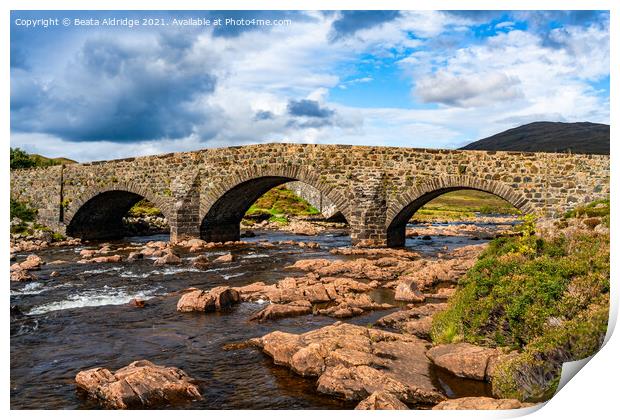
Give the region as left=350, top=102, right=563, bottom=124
left=460, top=122, right=609, bottom=155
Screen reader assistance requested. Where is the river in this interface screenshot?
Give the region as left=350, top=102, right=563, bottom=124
left=10, top=221, right=509, bottom=409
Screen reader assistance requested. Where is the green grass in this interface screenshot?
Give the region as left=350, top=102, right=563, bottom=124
left=244, top=186, right=319, bottom=223
left=127, top=199, right=164, bottom=218
left=564, top=198, right=610, bottom=220
left=430, top=210, right=609, bottom=401
left=412, top=190, right=520, bottom=222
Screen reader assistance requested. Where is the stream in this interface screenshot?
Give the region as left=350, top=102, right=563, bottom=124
left=10, top=220, right=512, bottom=409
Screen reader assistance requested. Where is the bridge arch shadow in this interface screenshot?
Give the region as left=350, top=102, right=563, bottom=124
left=199, top=166, right=351, bottom=242
left=65, top=183, right=172, bottom=240
left=385, top=176, right=534, bottom=247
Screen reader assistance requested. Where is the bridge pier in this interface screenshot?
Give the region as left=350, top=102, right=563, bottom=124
left=347, top=175, right=389, bottom=247
left=200, top=221, right=240, bottom=243
left=169, top=181, right=202, bottom=243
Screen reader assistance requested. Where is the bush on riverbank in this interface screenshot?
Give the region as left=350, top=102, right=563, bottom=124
left=431, top=204, right=609, bottom=401
left=10, top=198, right=37, bottom=222
left=10, top=198, right=66, bottom=240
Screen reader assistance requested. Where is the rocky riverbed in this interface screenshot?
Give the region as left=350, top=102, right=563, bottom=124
left=10, top=220, right=534, bottom=410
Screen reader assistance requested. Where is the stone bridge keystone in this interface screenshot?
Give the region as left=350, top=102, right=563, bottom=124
left=10, top=143, right=609, bottom=247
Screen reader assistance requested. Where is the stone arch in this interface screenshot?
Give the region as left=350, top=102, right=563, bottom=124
left=65, top=181, right=173, bottom=240
left=385, top=175, right=534, bottom=247
left=199, top=164, right=350, bottom=242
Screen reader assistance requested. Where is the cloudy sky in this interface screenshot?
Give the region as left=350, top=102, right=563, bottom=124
left=10, top=10, right=609, bottom=162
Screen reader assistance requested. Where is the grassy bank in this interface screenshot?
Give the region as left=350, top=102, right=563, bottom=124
left=127, top=199, right=164, bottom=218
left=431, top=201, right=610, bottom=401
left=243, top=186, right=319, bottom=224
left=412, top=190, right=520, bottom=222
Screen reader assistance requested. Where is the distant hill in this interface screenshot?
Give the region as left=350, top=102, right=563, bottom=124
left=460, top=122, right=609, bottom=155
left=30, top=154, right=77, bottom=166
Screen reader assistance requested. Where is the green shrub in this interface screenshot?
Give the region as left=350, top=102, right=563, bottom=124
left=432, top=229, right=609, bottom=349
left=10, top=148, right=37, bottom=169
left=491, top=302, right=608, bottom=401
left=10, top=198, right=37, bottom=222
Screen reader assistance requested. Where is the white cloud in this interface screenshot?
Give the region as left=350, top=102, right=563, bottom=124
left=495, top=21, right=515, bottom=29
left=416, top=71, right=523, bottom=107
left=404, top=25, right=609, bottom=135
left=11, top=12, right=609, bottom=161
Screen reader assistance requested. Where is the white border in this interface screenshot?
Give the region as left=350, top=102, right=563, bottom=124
left=3, top=1, right=617, bottom=419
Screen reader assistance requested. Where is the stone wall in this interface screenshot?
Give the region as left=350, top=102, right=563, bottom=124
left=10, top=143, right=610, bottom=247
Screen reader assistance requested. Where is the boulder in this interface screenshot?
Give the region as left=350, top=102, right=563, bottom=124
left=192, top=255, right=210, bottom=270
left=254, top=323, right=445, bottom=405
left=183, top=238, right=207, bottom=248
left=98, top=245, right=112, bottom=253
left=355, top=391, right=409, bottom=410
left=288, top=221, right=321, bottom=236
left=401, top=317, right=433, bottom=339
left=91, top=254, right=123, bottom=263
left=50, top=271, right=61, bottom=278
left=303, top=283, right=332, bottom=303
left=11, top=269, right=36, bottom=282
left=153, top=252, right=181, bottom=266
left=375, top=303, right=448, bottom=329
left=127, top=251, right=144, bottom=262
left=79, top=249, right=97, bottom=258
left=234, top=282, right=278, bottom=301
left=145, top=241, right=168, bottom=249
left=13, top=254, right=43, bottom=271
left=249, top=300, right=312, bottom=322
left=426, top=343, right=500, bottom=381
left=317, top=294, right=391, bottom=319
left=289, top=258, right=332, bottom=271
left=129, top=298, right=146, bottom=308
left=75, top=360, right=201, bottom=409
left=432, top=396, right=531, bottom=410
left=213, top=253, right=234, bottom=263
left=259, top=331, right=303, bottom=366
left=177, top=286, right=240, bottom=312
left=394, top=280, right=426, bottom=303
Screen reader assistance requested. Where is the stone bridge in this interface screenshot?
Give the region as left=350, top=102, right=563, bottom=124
left=10, top=143, right=609, bottom=247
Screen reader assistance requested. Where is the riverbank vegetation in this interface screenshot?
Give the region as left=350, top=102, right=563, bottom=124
left=127, top=199, right=164, bottom=218
left=412, top=190, right=520, bottom=222
left=430, top=200, right=610, bottom=401
left=243, top=186, right=319, bottom=224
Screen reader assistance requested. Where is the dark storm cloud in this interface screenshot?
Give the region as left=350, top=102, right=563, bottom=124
left=329, top=11, right=401, bottom=41
left=287, top=99, right=334, bottom=118
left=11, top=34, right=219, bottom=142
left=285, top=118, right=334, bottom=129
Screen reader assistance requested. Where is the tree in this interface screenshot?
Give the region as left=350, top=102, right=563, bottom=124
left=10, top=148, right=37, bottom=169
